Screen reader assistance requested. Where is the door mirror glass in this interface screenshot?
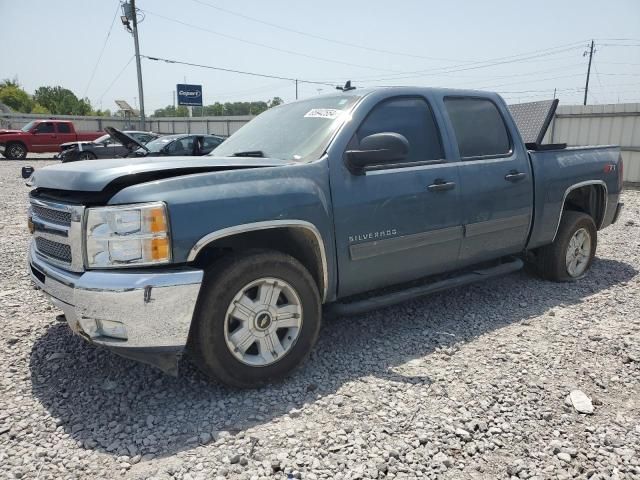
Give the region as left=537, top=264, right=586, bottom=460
left=345, top=132, right=409, bottom=173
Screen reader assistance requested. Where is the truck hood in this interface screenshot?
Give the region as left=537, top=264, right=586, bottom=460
left=105, top=126, right=146, bottom=152
left=0, top=129, right=24, bottom=136
left=32, top=156, right=293, bottom=192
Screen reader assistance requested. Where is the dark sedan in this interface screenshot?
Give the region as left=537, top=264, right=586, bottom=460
left=59, top=131, right=160, bottom=162
left=131, top=133, right=225, bottom=157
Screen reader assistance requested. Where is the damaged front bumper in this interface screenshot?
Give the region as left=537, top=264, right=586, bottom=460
left=29, top=243, right=203, bottom=374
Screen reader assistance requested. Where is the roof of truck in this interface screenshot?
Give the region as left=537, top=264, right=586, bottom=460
left=336, top=85, right=500, bottom=98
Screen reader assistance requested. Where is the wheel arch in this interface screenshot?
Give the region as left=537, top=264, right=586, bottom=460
left=552, top=181, right=607, bottom=242
left=188, top=221, right=329, bottom=302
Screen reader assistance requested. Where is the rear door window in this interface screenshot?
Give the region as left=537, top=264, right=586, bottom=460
left=56, top=123, right=71, bottom=134
left=444, top=97, right=511, bottom=159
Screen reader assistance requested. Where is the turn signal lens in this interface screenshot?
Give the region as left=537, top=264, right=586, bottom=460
left=150, top=237, right=169, bottom=261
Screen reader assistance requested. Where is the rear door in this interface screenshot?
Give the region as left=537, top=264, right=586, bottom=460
left=55, top=123, right=76, bottom=145
left=443, top=96, right=533, bottom=264
left=331, top=96, right=463, bottom=297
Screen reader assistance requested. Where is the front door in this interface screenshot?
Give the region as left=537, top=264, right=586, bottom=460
left=331, top=97, right=463, bottom=297
left=31, top=122, right=57, bottom=152
left=443, top=96, right=533, bottom=264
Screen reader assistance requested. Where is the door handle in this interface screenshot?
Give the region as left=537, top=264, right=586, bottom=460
left=505, top=171, right=527, bottom=182
left=427, top=179, right=456, bottom=192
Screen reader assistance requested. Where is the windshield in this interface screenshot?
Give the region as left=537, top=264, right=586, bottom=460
left=210, top=95, right=361, bottom=161
left=140, top=136, right=176, bottom=153
left=21, top=121, right=36, bottom=132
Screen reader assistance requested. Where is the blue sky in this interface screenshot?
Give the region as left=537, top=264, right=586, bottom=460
left=1, top=0, right=639, bottom=112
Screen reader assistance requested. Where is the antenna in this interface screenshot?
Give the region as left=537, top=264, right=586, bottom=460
left=336, top=80, right=356, bottom=92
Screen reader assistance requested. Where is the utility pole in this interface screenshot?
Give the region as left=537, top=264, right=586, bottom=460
left=295, top=79, right=298, bottom=100
left=122, top=0, right=145, bottom=128
left=583, top=40, right=595, bottom=106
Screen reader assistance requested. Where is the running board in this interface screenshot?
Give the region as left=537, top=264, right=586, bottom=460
left=326, top=257, right=524, bottom=317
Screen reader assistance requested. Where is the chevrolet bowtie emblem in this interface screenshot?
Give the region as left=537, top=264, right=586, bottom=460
left=28, top=217, right=35, bottom=234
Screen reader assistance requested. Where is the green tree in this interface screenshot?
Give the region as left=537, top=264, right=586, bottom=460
left=151, top=96, right=285, bottom=118
left=33, top=86, right=93, bottom=115
left=0, top=79, right=34, bottom=112
left=269, top=96, right=284, bottom=108
left=152, top=105, right=189, bottom=117
left=31, top=103, right=50, bottom=114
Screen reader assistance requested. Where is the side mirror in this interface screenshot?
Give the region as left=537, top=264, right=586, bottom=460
left=345, top=132, right=409, bottom=174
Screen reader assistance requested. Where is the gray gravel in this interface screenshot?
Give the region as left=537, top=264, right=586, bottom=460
left=1, top=160, right=639, bottom=479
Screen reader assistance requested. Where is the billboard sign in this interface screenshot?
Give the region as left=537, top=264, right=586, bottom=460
left=177, top=84, right=203, bottom=106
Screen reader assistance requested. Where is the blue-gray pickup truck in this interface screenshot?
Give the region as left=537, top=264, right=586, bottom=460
left=27, top=87, right=624, bottom=387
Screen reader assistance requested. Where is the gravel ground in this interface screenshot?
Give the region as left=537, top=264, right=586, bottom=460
left=1, top=160, right=639, bottom=480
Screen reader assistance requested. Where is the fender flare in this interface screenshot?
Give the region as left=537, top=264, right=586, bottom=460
left=187, top=220, right=329, bottom=301
left=552, top=180, right=607, bottom=242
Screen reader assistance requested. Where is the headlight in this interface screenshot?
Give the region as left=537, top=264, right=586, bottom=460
left=85, top=202, right=171, bottom=268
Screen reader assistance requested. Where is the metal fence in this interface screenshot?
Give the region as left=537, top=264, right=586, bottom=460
left=0, top=112, right=253, bottom=137
left=544, top=103, right=640, bottom=182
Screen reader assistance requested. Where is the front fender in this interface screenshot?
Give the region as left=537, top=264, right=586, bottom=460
left=108, top=159, right=337, bottom=299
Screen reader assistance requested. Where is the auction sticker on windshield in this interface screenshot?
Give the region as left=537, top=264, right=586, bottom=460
left=304, top=108, right=342, bottom=119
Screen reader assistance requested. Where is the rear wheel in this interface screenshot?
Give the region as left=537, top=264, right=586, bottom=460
left=5, top=142, right=27, bottom=160
left=190, top=250, right=321, bottom=388
left=78, top=151, right=97, bottom=160
left=533, top=211, right=597, bottom=281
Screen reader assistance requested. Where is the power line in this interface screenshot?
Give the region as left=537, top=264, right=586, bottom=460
left=354, top=43, right=588, bottom=83
left=599, top=43, right=640, bottom=47
left=98, top=55, right=135, bottom=103
left=82, top=0, right=121, bottom=98
left=188, top=0, right=474, bottom=64
left=141, top=9, right=402, bottom=73
left=426, top=63, right=586, bottom=82
left=478, top=73, right=586, bottom=90
left=142, top=54, right=336, bottom=87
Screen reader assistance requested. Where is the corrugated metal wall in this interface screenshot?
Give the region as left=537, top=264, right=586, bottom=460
left=0, top=112, right=253, bottom=137
left=544, top=103, right=640, bottom=182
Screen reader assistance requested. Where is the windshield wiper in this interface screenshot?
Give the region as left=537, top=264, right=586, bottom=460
left=231, top=150, right=265, bottom=157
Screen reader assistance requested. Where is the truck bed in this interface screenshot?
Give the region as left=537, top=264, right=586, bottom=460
left=527, top=145, right=622, bottom=249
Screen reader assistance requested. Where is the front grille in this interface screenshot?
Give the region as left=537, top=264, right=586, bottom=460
left=35, top=237, right=72, bottom=263
left=31, top=205, right=72, bottom=226
left=30, top=197, right=84, bottom=272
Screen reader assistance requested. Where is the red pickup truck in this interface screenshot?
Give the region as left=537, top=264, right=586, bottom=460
left=0, top=120, right=103, bottom=159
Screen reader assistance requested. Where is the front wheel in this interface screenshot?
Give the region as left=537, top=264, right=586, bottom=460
left=5, top=142, right=27, bottom=160
left=533, top=211, right=597, bottom=281
left=190, top=250, right=321, bottom=388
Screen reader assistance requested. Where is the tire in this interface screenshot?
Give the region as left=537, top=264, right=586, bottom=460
left=190, top=250, right=321, bottom=388
left=78, top=151, right=97, bottom=160
left=5, top=142, right=27, bottom=160
left=533, top=210, right=597, bottom=281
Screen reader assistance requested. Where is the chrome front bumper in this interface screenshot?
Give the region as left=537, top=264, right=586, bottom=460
left=29, top=243, right=203, bottom=373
